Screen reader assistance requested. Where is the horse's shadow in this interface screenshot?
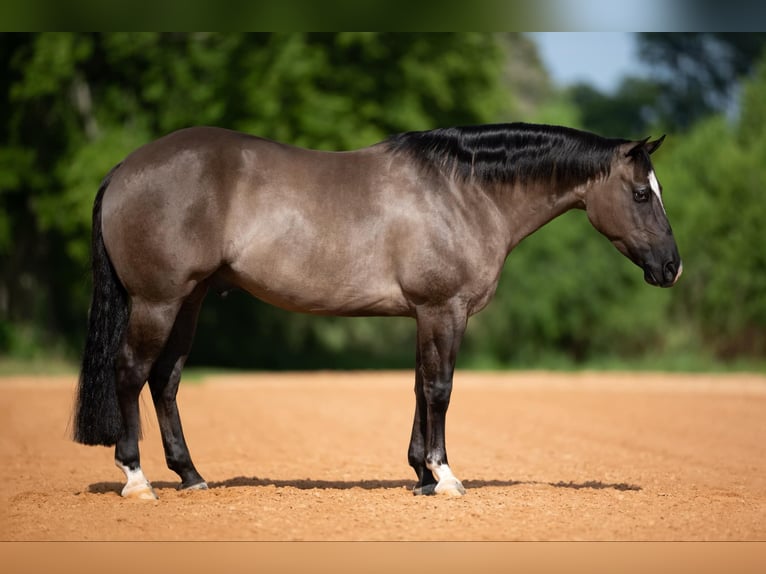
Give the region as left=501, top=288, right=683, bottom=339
left=87, top=476, right=640, bottom=495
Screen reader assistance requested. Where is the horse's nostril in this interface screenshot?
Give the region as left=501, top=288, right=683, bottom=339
left=664, top=261, right=677, bottom=282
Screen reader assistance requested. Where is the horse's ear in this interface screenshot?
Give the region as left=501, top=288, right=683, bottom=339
left=624, top=137, right=650, bottom=158
left=623, top=135, right=665, bottom=159
left=645, top=134, right=666, bottom=155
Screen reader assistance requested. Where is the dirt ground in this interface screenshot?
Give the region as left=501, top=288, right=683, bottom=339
left=1, top=370, right=765, bottom=541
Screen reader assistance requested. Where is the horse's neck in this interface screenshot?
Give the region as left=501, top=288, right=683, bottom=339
left=497, top=181, right=588, bottom=252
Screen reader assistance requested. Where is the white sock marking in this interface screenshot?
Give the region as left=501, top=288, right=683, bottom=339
left=430, top=463, right=457, bottom=483
left=427, top=462, right=466, bottom=495
left=116, top=461, right=157, bottom=499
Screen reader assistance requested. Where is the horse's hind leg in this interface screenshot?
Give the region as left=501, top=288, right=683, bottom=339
left=114, top=298, right=181, bottom=500
left=148, top=284, right=208, bottom=491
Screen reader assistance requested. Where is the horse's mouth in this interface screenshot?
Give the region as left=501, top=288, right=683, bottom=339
left=643, top=268, right=661, bottom=287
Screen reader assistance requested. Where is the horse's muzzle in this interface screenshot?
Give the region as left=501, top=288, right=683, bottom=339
left=644, top=259, right=683, bottom=288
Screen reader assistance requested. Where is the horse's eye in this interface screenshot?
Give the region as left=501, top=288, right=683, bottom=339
left=633, top=188, right=649, bottom=203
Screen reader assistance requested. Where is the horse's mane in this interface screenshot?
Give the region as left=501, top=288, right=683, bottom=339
left=387, top=123, right=629, bottom=188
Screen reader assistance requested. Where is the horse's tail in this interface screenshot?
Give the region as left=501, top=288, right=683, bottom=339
left=72, top=163, right=128, bottom=446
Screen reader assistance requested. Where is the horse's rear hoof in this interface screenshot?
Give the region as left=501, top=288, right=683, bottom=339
left=121, top=483, right=158, bottom=500
left=180, top=481, right=208, bottom=491
left=116, top=463, right=158, bottom=500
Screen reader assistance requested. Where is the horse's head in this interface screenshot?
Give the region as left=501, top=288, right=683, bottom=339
left=585, top=136, right=682, bottom=288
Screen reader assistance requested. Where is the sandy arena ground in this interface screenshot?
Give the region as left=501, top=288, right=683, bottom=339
left=1, top=370, right=765, bottom=541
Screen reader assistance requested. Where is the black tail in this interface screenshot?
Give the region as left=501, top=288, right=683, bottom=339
left=73, top=164, right=129, bottom=446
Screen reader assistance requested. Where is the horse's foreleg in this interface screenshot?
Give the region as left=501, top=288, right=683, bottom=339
left=114, top=299, right=180, bottom=500
left=408, top=347, right=438, bottom=494
left=411, top=304, right=467, bottom=496
left=148, top=285, right=208, bottom=491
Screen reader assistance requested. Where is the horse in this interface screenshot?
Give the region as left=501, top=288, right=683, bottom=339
left=72, top=123, right=682, bottom=499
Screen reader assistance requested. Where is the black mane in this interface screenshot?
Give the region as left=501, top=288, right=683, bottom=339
left=387, top=123, right=629, bottom=188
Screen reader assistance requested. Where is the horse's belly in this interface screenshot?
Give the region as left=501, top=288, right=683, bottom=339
left=225, top=257, right=410, bottom=317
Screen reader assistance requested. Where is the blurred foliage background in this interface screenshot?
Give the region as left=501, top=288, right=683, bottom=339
left=1, top=32, right=765, bottom=371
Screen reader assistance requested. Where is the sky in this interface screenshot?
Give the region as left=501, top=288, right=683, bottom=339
left=529, top=32, right=650, bottom=93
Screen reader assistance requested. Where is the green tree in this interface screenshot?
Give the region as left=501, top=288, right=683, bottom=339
left=568, top=77, right=662, bottom=138
left=569, top=34, right=766, bottom=140
left=657, top=52, right=766, bottom=358
left=7, top=32, right=762, bottom=371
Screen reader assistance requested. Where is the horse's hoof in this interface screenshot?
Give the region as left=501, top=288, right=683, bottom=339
left=121, top=482, right=158, bottom=500
left=412, top=483, right=437, bottom=496
left=180, top=481, right=208, bottom=491
left=434, top=478, right=466, bottom=497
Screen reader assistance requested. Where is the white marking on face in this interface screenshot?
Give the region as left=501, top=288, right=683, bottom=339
left=648, top=170, right=665, bottom=213
left=672, top=261, right=683, bottom=285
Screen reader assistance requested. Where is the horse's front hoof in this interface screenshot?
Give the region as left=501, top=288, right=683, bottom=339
left=121, top=482, right=158, bottom=500
left=180, top=481, right=208, bottom=491
left=434, top=478, right=466, bottom=497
